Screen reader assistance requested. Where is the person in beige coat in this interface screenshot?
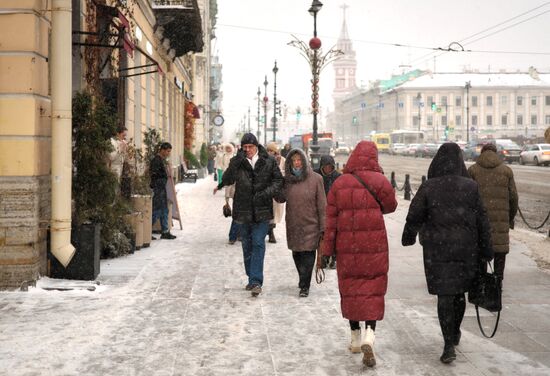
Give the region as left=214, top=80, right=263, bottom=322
left=266, top=142, right=286, bottom=243
left=276, top=149, right=326, bottom=297
left=468, top=143, right=518, bottom=285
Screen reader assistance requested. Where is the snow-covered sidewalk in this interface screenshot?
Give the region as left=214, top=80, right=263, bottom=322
left=1, top=177, right=550, bottom=375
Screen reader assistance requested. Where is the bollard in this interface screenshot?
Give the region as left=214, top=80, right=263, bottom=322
left=391, top=171, right=397, bottom=189
left=404, top=174, right=411, bottom=201
left=421, top=175, right=426, bottom=185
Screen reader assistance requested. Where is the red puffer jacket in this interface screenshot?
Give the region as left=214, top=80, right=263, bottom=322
left=323, top=141, right=397, bottom=321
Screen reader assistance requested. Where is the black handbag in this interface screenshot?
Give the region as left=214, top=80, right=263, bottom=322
left=468, top=262, right=502, bottom=338
left=223, top=203, right=232, bottom=218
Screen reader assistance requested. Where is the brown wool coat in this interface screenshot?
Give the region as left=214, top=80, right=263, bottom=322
left=280, top=150, right=327, bottom=252
left=468, top=151, right=518, bottom=253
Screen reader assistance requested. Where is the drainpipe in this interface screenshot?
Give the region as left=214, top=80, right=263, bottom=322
left=50, top=0, right=75, bottom=267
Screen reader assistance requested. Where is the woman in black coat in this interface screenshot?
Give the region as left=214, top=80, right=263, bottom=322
left=401, top=142, right=493, bottom=364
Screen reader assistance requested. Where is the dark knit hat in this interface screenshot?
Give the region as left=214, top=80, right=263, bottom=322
left=481, top=143, right=497, bottom=153
left=241, top=133, right=259, bottom=147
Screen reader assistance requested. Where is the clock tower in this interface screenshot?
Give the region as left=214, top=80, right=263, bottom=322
left=332, top=4, right=357, bottom=105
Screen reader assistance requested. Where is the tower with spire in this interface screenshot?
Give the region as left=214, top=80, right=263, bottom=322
left=332, top=3, right=357, bottom=105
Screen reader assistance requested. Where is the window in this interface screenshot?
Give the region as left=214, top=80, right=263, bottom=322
left=427, top=115, right=433, bottom=126
left=546, top=96, right=550, bottom=106
left=486, top=96, right=493, bottom=106
left=517, top=96, right=523, bottom=106
left=427, top=96, right=434, bottom=108
left=531, top=96, right=537, bottom=106
left=441, top=96, right=448, bottom=106
left=531, top=115, right=537, bottom=125
left=455, top=115, right=462, bottom=126
left=545, top=115, right=550, bottom=124
left=517, top=114, right=523, bottom=125
left=501, top=115, right=507, bottom=126
left=442, top=115, right=447, bottom=126
left=413, top=116, right=419, bottom=127
left=472, top=115, right=478, bottom=126
left=455, top=96, right=462, bottom=107
left=501, top=95, right=507, bottom=105
left=472, top=96, right=478, bottom=107
left=337, top=79, right=345, bottom=88
left=487, top=115, right=493, bottom=126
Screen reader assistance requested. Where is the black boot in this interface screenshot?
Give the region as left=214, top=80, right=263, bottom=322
left=440, top=343, right=456, bottom=364
left=268, top=228, right=276, bottom=243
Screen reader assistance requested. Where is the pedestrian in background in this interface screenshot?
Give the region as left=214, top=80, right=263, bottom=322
left=402, top=142, right=493, bottom=364
left=322, top=141, right=397, bottom=367
left=150, top=142, right=176, bottom=240
left=215, top=144, right=224, bottom=185
left=207, top=145, right=217, bottom=175
left=213, top=133, right=283, bottom=297
left=468, top=143, right=518, bottom=285
left=276, top=149, right=326, bottom=297
left=281, top=143, right=291, bottom=158
left=314, top=155, right=341, bottom=269
left=221, top=143, right=240, bottom=244
left=266, top=142, right=286, bottom=244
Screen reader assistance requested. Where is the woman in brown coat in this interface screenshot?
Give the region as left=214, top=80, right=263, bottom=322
left=468, top=143, right=518, bottom=284
left=277, top=149, right=326, bottom=297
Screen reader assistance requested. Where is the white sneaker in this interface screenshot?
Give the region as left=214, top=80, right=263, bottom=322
left=361, top=325, right=376, bottom=367
left=349, top=329, right=361, bottom=353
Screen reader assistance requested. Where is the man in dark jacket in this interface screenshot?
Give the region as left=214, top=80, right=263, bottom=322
left=315, top=155, right=341, bottom=269
left=150, top=142, right=176, bottom=240
left=402, top=142, right=493, bottom=364
left=468, top=143, right=518, bottom=283
left=213, top=133, right=283, bottom=297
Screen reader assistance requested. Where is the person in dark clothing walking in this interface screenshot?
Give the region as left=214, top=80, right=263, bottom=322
left=314, top=155, right=341, bottom=269
left=150, top=142, right=176, bottom=240
left=213, top=133, right=283, bottom=297
left=276, top=149, right=326, bottom=298
left=402, top=142, right=493, bottom=364
left=468, top=143, right=518, bottom=285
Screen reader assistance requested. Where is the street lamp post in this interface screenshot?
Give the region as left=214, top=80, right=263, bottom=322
left=309, top=0, right=323, bottom=165
left=288, top=0, right=342, bottom=168
left=272, top=61, right=278, bottom=142
left=465, top=81, right=471, bottom=142
left=248, top=106, right=251, bottom=133
left=256, top=87, right=261, bottom=139
left=263, top=75, right=268, bottom=145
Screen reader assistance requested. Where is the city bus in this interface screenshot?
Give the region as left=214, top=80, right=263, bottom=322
left=371, top=133, right=390, bottom=153
left=390, top=130, right=425, bottom=145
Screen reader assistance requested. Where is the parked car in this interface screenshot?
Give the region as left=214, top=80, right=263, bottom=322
left=390, top=143, right=407, bottom=155
left=414, top=143, right=439, bottom=158
left=335, top=142, right=350, bottom=154
left=520, top=143, right=550, bottom=166
left=406, top=144, right=421, bottom=156
left=495, top=139, right=522, bottom=164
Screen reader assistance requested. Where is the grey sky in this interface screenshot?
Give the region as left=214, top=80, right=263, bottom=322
left=215, top=0, right=550, bottom=139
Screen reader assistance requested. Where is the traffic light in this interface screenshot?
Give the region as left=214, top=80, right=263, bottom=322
left=444, top=126, right=449, bottom=139
left=431, top=102, right=437, bottom=111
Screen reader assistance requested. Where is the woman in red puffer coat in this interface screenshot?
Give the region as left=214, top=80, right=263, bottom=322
left=322, top=141, right=397, bottom=367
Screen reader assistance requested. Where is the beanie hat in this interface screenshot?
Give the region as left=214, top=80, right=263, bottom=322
left=481, top=143, right=497, bottom=153
left=241, top=133, right=259, bottom=147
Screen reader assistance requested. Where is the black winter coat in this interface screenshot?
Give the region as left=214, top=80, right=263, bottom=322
left=402, top=143, right=493, bottom=295
left=218, top=145, right=283, bottom=223
left=150, top=155, right=168, bottom=211
left=314, top=155, right=341, bottom=196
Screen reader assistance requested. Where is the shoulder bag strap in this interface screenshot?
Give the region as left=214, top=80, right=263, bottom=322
left=352, top=174, right=384, bottom=212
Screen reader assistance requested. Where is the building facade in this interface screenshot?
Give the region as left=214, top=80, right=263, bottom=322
left=0, top=0, right=215, bottom=289
left=327, top=69, right=550, bottom=145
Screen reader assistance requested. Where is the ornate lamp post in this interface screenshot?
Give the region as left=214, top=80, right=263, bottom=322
left=263, top=75, right=269, bottom=145
left=416, top=92, right=422, bottom=132
left=257, top=87, right=261, bottom=139
left=465, top=81, right=471, bottom=142
left=289, top=0, right=343, bottom=168
left=272, top=61, right=278, bottom=142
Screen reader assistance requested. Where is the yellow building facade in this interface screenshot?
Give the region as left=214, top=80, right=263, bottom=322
left=0, top=0, right=211, bottom=289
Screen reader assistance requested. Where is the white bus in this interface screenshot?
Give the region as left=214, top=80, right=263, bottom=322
left=390, top=130, right=425, bottom=145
